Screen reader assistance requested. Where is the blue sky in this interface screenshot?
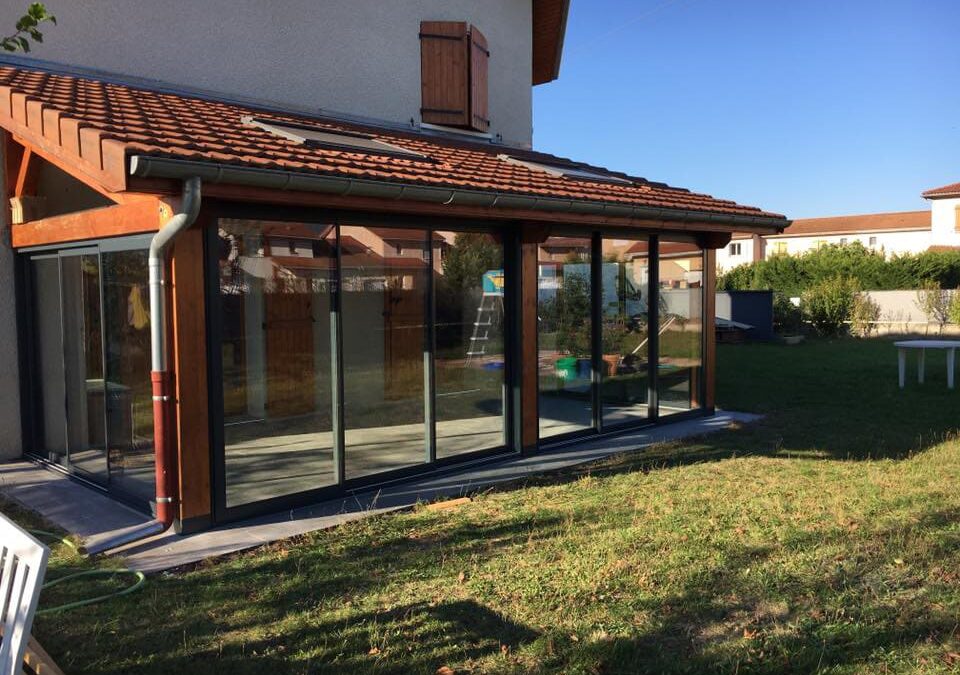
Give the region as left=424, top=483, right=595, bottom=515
left=532, top=0, right=960, bottom=219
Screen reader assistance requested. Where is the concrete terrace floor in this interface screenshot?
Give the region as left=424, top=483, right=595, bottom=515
left=0, top=410, right=758, bottom=574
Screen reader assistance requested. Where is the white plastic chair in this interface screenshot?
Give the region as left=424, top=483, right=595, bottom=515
left=0, top=512, right=50, bottom=675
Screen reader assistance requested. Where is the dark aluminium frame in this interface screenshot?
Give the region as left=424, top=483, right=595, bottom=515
left=533, top=229, right=709, bottom=448
left=204, top=203, right=709, bottom=524
left=203, top=201, right=524, bottom=524
left=16, top=233, right=158, bottom=514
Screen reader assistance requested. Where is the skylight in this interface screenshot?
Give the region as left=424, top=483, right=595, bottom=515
left=244, top=116, right=426, bottom=159
left=498, top=155, right=632, bottom=185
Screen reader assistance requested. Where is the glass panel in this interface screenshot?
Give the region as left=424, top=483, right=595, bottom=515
left=601, top=237, right=650, bottom=425
left=434, top=231, right=506, bottom=458
left=60, top=254, right=108, bottom=483
left=218, top=219, right=337, bottom=507
left=340, top=225, right=428, bottom=478
left=31, top=257, right=67, bottom=462
left=658, top=240, right=704, bottom=416
left=102, top=250, right=155, bottom=503
left=538, top=236, right=593, bottom=439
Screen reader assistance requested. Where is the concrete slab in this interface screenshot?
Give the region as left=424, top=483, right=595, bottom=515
left=0, top=460, right=152, bottom=551
left=117, top=410, right=758, bottom=573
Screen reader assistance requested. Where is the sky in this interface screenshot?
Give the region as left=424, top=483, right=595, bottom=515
left=532, top=0, right=960, bottom=220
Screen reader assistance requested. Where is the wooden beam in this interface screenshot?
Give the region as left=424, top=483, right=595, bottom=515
left=11, top=198, right=161, bottom=247
left=8, top=132, right=150, bottom=204
left=519, top=239, right=539, bottom=452
left=13, top=146, right=39, bottom=198
left=703, top=248, right=717, bottom=411
left=4, top=134, right=24, bottom=199
left=171, top=220, right=212, bottom=530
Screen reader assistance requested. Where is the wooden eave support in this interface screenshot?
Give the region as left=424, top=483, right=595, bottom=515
left=11, top=197, right=166, bottom=248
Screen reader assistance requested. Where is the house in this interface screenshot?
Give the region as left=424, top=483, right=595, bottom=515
left=716, top=210, right=931, bottom=272
left=0, top=0, right=786, bottom=532
left=923, top=181, right=960, bottom=249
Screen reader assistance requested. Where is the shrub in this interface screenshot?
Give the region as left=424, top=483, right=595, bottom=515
left=772, top=294, right=802, bottom=335
left=850, top=293, right=881, bottom=337
left=718, top=242, right=960, bottom=295
left=950, top=292, right=960, bottom=326
left=914, top=280, right=952, bottom=334
left=800, top=276, right=859, bottom=337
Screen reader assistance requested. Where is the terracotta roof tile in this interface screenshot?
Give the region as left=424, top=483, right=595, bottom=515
left=0, top=64, right=785, bottom=223
left=775, top=210, right=929, bottom=238
left=923, top=181, right=960, bottom=199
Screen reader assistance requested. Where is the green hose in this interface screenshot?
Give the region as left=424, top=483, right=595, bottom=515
left=28, top=529, right=146, bottom=615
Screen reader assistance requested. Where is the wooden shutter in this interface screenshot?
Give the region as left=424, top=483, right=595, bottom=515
left=420, top=21, right=490, bottom=132
left=469, top=26, right=490, bottom=132
left=420, top=21, right=470, bottom=128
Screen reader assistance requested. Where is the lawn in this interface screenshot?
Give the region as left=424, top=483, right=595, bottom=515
left=7, top=337, right=960, bottom=674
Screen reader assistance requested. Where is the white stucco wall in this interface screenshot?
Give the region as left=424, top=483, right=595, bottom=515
left=2, top=0, right=534, bottom=147
left=763, top=230, right=932, bottom=258
left=0, top=140, right=23, bottom=460
left=716, top=238, right=758, bottom=273
left=930, top=197, right=960, bottom=248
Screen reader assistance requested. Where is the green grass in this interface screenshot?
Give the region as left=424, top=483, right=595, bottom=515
left=6, top=337, right=960, bottom=674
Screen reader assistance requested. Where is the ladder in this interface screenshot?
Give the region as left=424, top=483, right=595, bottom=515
left=466, top=292, right=503, bottom=364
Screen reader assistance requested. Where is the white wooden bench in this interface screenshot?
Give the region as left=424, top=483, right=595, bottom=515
left=0, top=512, right=50, bottom=675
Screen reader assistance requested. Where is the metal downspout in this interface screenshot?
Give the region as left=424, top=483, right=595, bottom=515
left=149, top=177, right=202, bottom=527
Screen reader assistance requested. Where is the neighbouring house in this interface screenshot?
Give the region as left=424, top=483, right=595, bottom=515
left=923, top=181, right=960, bottom=250
left=716, top=210, right=931, bottom=272
left=0, top=1, right=787, bottom=532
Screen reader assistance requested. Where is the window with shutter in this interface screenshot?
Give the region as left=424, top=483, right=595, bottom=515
left=420, top=21, right=490, bottom=133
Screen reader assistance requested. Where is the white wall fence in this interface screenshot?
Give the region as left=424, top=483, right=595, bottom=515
left=790, top=289, right=960, bottom=336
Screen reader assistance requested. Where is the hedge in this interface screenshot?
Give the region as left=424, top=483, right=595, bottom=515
left=718, top=242, right=960, bottom=295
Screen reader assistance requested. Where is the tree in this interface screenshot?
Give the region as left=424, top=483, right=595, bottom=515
left=440, top=233, right=500, bottom=292
left=2, top=3, right=55, bottom=53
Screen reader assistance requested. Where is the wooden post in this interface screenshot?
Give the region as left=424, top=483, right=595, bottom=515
left=517, top=224, right=550, bottom=452
left=171, top=219, right=212, bottom=532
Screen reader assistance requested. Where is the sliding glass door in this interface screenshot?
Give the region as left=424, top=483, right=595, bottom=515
left=213, top=220, right=509, bottom=517
left=658, top=239, right=705, bottom=416
left=216, top=220, right=338, bottom=509
left=537, top=236, right=594, bottom=439
left=600, top=236, right=651, bottom=426
left=24, top=241, right=155, bottom=508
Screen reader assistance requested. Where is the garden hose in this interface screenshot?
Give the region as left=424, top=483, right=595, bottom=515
left=27, top=529, right=146, bottom=616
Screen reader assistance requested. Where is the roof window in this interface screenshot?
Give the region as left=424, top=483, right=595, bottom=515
left=244, top=116, right=426, bottom=159
left=498, top=155, right=631, bottom=185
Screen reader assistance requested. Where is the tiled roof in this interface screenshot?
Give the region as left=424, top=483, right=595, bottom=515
left=773, top=210, right=930, bottom=238
left=923, top=181, right=960, bottom=199
left=0, top=63, right=785, bottom=225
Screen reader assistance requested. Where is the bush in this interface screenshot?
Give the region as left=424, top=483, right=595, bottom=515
left=850, top=293, right=881, bottom=337
left=915, top=280, right=952, bottom=334
left=772, top=294, right=802, bottom=335
left=800, top=276, right=860, bottom=337
left=718, top=242, right=960, bottom=295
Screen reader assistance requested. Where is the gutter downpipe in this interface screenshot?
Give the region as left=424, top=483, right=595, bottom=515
left=150, top=176, right=202, bottom=528
left=83, top=177, right=202, bottom=556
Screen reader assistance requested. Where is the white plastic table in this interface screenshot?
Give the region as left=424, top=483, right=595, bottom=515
left=895, top=340, right=960, bottom=389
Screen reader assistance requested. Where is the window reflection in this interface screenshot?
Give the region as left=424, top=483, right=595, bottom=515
left=219, top=220, right=337, bottom=507
left=601, top=237, right=650, bottom=424
left=434, top=231, right=506, bottom=457
left=658, top=240, right=705, bottom=415
left=538, top=236, right=593, bottom=438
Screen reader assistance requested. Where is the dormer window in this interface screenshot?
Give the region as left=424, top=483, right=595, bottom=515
left=419, top=21, right=489, bottom=132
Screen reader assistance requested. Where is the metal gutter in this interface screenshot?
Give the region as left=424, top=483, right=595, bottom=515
left=128, top=156, right=788, bottom=232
